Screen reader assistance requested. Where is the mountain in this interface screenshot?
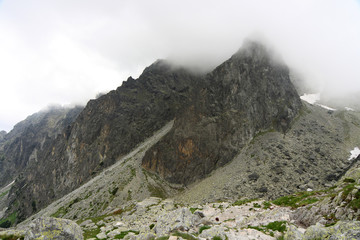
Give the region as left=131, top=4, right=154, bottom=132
left=1, top=40, right=360, bottom=230
left=0, top=131, right=6, bottom=142
left=142, top=41, right=302, bottom=185
left=3, top=60, right=202, bottom=224
left=0, top=106, right=83, bottom=189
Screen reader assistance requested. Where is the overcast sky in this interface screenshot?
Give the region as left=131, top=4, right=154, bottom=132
left=0, top=0, right=360, bottom=132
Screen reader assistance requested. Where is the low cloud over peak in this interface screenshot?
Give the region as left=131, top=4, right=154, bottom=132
left=0, top=0, right=360, bottom=131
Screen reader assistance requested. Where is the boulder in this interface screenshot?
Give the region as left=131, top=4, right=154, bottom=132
left=285, top=221, right=360, bottom=240
left=154, top=207, right=201, bottom=236
left=199, top=225, right=228, bottom=239
left=24, top=217, right=83, bottom=240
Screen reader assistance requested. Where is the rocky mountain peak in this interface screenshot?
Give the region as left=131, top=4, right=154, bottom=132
left=3, top=40, right=360, bottom=231
left=142, top=40, right=302, bottom=185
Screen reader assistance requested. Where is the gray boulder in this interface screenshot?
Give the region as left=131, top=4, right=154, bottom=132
left=285, top=221, right=360, bottom=240
left=25, top=217, right=83, bottom=240
left=154, top=207, right=201, bottom=236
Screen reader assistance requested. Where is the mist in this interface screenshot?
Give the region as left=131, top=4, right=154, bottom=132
left=0, top=0, right=360, bottom=131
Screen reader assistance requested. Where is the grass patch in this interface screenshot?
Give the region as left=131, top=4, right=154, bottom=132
left=50, top=206, right=67, bottom=218
left=173, top=231, right=198, bottom=240
left=114, top=230, right=140, bottom=239
left=253, top=202, right=261, bottom=208
left=155, top=237, right=170, bottom=240
left=343, top=178, right=356, bottom=183
left=83, top=227, right=101, bottom=239
left=0, top=234, right=24, bottom=240
left=51, top=197, right=82, bottom=218
left=248, top=221, right=287, bottom=237
left=341, top=183, right=356, bottom=201
left=272, top=191, right=318, bottom=208
left=190, top=207, right=200, bottom=214
left=233, top=198, right=257, bottom=206
left=266, top=221, right=287, bottom=232
left=263, top=201, right=272, bottom=209
left=212, top=236, right=222, bottom=240
left=199, top=225, right=211, bottom=234
left=0, top=212, right=17, bottom=228
left=148, top=184, right=167, bottom=199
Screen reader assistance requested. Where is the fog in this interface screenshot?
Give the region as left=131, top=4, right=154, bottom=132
left=0, top=0, right=360, bottom=131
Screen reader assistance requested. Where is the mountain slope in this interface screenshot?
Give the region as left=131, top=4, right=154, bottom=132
left=175, top=103, right=360, bottom=203
left=3, top=60, right=202, bottom=224
left=2, top=40, right=360, bottom=229
left=0, top=106, right=83, bottom=188
left=19, top=121, right=179, bottom=224
left=142, top=41, right=302, bottom=185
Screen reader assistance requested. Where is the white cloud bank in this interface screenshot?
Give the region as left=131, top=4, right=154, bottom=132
left=0, top=0, right=360, bottom=131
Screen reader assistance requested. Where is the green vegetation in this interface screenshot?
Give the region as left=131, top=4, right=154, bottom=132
left=50, top=206, right=67, bottom=218
left=253, top=202, right=261, bottom=208
left=341, top=183, right=356, bottom=200
left=212, top=236, right=222, bottom=240
left=130, top=166, right=136, bottom=177
left=0, top=212, right=17, bottom=228
left=127, top=189, right=132, bottom=201
left=51, top=197, right=82, bottom=218
left=111, top=187, right=119, bottom=195
left=247, top=221, right=287, bottom=237
left=83, top=227, right=101, bottom=239
left=232, top=198, right=257, bottom=206
left=262, top=201, right=272, bottom=209
left=199, top=225, right=211, bottom=234
left=272, top=191, right=319, bottom=208
left=155, top=237, right=170, bottom=240
left=114, top=230, right=140, bottom=239
left=0, top=190, right=9, bottom=199
left=0, top=233, right=24, bottom=240
left=149, top=223, right=155, bottom=229
left=173, top=231, right=198, bottom=240
left=343, top=178, right=356, bottom=183
left=190, top=207, right=200, bottom=214
left=147, top=184, right=167, bottom=199
left=266, top=221, right=287, bottom=232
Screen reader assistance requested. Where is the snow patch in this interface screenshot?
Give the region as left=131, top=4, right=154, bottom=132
left=349, top=147, right=360, bottom=160
left=300, top=93, right=336, bottom=111
left=300, top=93, right=320, bottom=104
left=345, top=107, right=354, bottom=111
left=317, top=104, right=336, bottom=111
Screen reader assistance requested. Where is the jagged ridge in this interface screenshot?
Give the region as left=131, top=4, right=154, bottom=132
left=142, top=41, right=302, bottom=184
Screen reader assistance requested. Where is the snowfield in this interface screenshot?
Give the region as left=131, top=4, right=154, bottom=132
left=300, top=93, right=336, bottom=111
left=349, top=147, right=360, bottom=160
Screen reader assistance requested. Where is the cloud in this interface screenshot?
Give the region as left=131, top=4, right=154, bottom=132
left=0, top=0, right=360, bottom=131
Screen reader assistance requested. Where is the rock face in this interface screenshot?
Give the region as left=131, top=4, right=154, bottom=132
left=3, top=60, right=201, bottom=224
left=0, top=106, right=83, bottom=188
left=0, top=131, right=6, bottom=142
left=142, top=40, right=302, bottom=184
left=3, top=40, right=360, bottom=228
left=25, top=217, right=83, bottom=240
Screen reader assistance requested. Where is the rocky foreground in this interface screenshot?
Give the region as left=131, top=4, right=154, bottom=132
left=3, top=160, right=360, bottom=240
